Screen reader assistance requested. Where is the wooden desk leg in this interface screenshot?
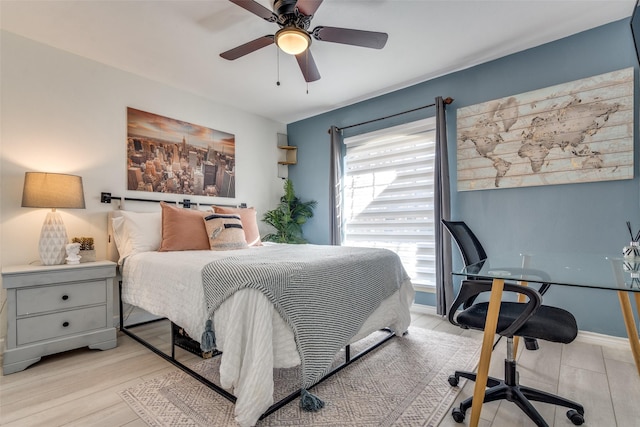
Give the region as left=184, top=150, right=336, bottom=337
left=512, top=281, right=529, bottom=360
left=617, top=291, right=640, bottom=376
left=469, top=278, right=505, bottom=427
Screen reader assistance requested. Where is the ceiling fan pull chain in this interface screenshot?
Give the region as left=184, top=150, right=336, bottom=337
left=276, top=48, right=281, bottom=86
left=306, top=51, right=309, bottom=94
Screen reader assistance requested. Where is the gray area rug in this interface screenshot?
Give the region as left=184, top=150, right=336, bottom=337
left=119, top=327, right=481, bottom=426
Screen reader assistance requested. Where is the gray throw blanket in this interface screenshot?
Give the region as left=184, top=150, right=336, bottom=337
left=201, top=244, right=409, bottom=410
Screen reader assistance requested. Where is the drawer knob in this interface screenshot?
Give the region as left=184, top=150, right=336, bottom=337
left=62, top=321, right=70, bottom=328
left=62, top=295, right=69, bottom=301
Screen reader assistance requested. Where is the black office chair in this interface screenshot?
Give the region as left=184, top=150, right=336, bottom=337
left=447, top=279, right=585, bottom=426
left=442, top=220, right=549, bottom=351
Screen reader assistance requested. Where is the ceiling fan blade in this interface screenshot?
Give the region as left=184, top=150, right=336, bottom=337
left=295, top=50, right=321, bottom=82
left=220, top=36, right=275, bottom=60
left=229, top=0, right=277, bottom=22
left=296, top=0, right=323, bottom=16
left=312, top=26, right=388, bottom=49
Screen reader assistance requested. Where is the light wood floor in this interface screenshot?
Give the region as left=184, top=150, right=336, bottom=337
left=1, top=311, right=639, bottom=426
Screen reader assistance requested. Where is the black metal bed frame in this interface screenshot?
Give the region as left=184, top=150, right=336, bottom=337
left=118, top=281, right=397, bottom=420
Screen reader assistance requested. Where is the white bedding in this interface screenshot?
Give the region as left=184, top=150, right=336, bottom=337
left=121, top=246, right=414, bottom=426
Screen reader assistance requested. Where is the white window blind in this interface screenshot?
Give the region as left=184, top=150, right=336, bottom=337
left=343, top=117, right=436, bottom=289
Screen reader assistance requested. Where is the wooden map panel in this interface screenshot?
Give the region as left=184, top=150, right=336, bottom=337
left=456, top=68, right=633, bottom=191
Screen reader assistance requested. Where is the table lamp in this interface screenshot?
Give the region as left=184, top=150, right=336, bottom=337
left=21, top=172, right=86, bottom=265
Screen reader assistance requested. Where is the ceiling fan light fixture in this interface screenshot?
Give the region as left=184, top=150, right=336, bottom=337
left=275, top=27, right=310, bottom=55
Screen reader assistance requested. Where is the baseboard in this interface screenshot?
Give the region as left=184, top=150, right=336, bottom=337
left=410, top=303, right=440, bottom=316
left=575, top=330, right=630, bottom=349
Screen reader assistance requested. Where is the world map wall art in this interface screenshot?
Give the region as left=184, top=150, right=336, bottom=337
left=127, top=108, right=236, bottom=198
left=456, top=67, right=633, bottom=191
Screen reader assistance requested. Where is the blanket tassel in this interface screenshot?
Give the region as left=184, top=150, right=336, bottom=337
left=300, top=389, right=325, bottom=412
left=200, top=319, right=216, bottom=352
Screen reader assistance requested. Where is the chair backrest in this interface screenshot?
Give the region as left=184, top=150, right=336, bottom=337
left=442, top=220, right=487, bottom=267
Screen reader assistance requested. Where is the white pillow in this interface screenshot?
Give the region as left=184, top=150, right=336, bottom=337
left=112, top=211, right=162, bottom=262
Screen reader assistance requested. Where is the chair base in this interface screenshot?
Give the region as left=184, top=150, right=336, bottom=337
left=448, top=359, right=585, bottom=427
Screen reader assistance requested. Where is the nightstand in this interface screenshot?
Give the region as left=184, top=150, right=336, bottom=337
left=2, top=260, right=117, bottom=374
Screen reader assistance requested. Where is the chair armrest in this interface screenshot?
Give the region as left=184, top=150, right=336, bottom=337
left=448, top=279, right=542, bottom=337
left=460, top=267, right=551, bottom=308
left=537, top=282, right=551, bottom=296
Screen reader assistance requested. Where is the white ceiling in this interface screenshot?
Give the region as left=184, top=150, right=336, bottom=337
left=0, top=0, right=636, bottom=124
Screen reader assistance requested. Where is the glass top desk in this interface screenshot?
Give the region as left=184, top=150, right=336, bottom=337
left=452, top=252, right=640, bottom=427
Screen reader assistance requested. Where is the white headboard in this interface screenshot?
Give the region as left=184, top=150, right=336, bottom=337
left=106, top=210, right=122, bottom=264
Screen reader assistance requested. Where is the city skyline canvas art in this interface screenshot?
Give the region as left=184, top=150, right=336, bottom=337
left=126, top=108, right=236, bottom=198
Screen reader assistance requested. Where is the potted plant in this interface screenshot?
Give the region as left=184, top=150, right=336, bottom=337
left=262, top=179, right=317, bottom=243
left=72, top=236, right=95, bottom=263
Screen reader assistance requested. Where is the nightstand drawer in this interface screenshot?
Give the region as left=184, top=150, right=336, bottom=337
left=16, top=305, right=107, bottom=346
left=16, top=280, right=106, bottom=315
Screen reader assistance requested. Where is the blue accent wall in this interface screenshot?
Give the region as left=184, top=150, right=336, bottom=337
left=287, top=19, right=638, bottom=337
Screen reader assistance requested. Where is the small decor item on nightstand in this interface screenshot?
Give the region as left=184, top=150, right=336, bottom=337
left=72, top=236, right=95, bottom=263
left=65, top=242, right=82, bottom=264
left=624, top=221, right=640, bottom=259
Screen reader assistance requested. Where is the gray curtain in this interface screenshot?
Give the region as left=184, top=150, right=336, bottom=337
left=329, top=125, right=343, bottom=245
left=434, top=96, right=453, bottom=315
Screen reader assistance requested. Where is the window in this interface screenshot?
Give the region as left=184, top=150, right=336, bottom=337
left=342, top=117, right=436, bottom=290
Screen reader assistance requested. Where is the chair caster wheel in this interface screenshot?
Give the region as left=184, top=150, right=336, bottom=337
left=567, top=409, right=584, bottom=425
left=451, top=407, right=465, bottom=423
left=448, top=375, right=459, bottom=387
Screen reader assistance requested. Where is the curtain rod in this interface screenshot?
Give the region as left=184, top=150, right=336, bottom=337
left=99, top=192, right=241, bottom=209
left=331, top=96, right=453, bottom=133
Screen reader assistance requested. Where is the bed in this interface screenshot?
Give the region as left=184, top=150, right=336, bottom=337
left=108, top=201, right=414, bottom=427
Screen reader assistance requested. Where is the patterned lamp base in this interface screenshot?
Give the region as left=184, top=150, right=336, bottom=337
left=39, top=210, right=69, bottom=265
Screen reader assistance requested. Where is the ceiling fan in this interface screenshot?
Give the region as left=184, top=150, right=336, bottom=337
left=220, top=0, right=388, bottom=82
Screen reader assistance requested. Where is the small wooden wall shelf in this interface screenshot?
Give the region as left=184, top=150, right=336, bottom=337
left=278, top=145, right=297, bottom=165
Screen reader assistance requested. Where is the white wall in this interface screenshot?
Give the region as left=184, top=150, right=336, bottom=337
left=0, top=31, right=287, bottom=345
